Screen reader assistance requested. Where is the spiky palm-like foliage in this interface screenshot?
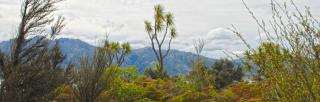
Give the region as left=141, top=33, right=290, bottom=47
left=144, top=4, right=177, bottom=79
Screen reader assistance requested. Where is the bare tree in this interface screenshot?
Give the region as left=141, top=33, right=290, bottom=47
left=144, top=4, right=177, bottom=77
left=193, top=39, right=205, bottom=60
left=72, top=59, right=113, bottom=102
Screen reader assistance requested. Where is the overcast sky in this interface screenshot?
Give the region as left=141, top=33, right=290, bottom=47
left=0, top=0, right=319, bottom=58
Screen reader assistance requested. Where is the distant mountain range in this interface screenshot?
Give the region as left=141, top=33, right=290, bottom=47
left=0, top=38, right=218, bottom=75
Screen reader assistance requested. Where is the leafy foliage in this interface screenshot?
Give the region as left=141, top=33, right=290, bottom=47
left=210, top=59, right=244, bottom=89
left=144, top=64, right=169, bottom=79
left=232, top=0, right=320, bottom=101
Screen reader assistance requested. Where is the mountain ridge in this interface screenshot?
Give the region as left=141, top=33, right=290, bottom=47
left=0, top=38, right=217, bottom=75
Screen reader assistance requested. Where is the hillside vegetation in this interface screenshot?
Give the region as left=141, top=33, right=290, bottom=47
left=0, top=0, right=319, bottom=102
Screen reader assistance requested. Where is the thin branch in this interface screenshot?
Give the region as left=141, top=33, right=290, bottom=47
left=163, top=36, right=173, bottom=58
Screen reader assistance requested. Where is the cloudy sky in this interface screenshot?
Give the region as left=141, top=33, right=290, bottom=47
left=0, top=0, right=319, bottom=58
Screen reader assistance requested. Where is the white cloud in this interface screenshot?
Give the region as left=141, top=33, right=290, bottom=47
left=203, top=28, right=246, bottom=58
left=0, top=0, right=320, bottom=58
left=168, top=27, right=247, bottom=58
